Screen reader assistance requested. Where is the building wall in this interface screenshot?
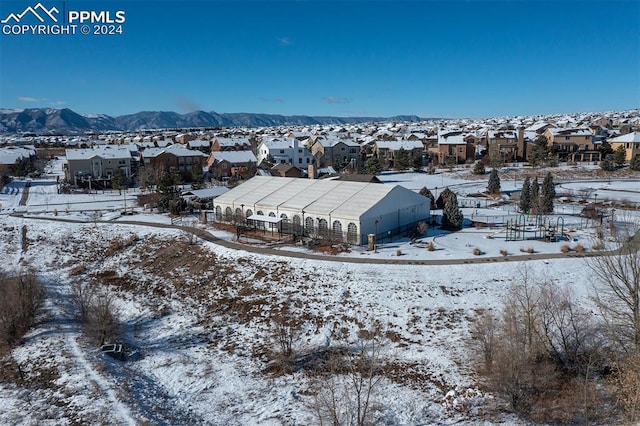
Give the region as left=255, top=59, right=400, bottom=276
left=212, top=184, right=430, bottom=245
left=610, top=141, right=640, bottom=161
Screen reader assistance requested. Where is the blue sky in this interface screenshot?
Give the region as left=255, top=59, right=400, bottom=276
left=1, top=0, right=638, bottom=118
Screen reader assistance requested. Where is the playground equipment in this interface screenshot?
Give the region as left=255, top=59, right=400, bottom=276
left=505, top=214, right=567, bottom=242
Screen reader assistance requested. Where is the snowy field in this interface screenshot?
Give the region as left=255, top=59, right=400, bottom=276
left=1, top=168, right=639, bottom=424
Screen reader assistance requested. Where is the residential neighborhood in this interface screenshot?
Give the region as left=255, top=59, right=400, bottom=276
left=2, top=108, right=639, bottom=191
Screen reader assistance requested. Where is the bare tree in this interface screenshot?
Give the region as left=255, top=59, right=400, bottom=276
left=476, top=266, right=602, bottom=421
left=588, top=220, right=640, bottom=353
left=613, top=350, right=640, bottom=422
left=84, top=290, right=121, bottom=345
left=70, top=280, right=95, bottom=322
left=265, top=301, right=302, bottom=375
left=0, top=270, right=44, bottom=347
left=308, top=324, right=384, bottom=426
left=470, top=310, right=496, bottom=373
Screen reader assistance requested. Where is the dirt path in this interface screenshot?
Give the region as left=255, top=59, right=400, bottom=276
left=14, top=214, right=599, bottom=265
left=40, top=273, right=139, bottom=425
left=18, top=180, right=30, bottom=206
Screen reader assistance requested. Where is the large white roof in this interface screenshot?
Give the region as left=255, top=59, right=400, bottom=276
left=214, top=176, right=418, bottom=220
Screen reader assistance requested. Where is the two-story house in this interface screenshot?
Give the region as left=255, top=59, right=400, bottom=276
left=65, top=145, right=132, bottom=187
left=437, top=129, right=474, bottom=165
left=140, top=144, right=207, bottom=180
left=487, top=130, right=519, bottom=163
left=608, top=131, right=640, bottom=162
left=310, top=137, right=360, bottom=170
left=543, top=128, right=596, bottom=162
left=211, top=137, right=252, bottom=152
left=206, top=150, right=258, bottom=179
left=257, top=137, right=314, bottom=168
left=374, top=140, right=424, bottom=168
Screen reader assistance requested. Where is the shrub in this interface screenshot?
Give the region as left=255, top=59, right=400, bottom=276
left=0, top=271, right=45, bottom=347
left=592, top=242, right=604, bottom=251
left=560, top=245, right=571, bottom=253
left=396, top=249, right=402, bottom=256
left=573, top=244, right=584, bottom=253
left=500, top=249, right=508, bottom=256
left=473, top=161, right=486, bottom=175
left=473, top=247, right=482, bottom=255
left=427, top=241, right=435, bottom=251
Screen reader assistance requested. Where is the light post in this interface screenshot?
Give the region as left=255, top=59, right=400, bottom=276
left=301, top=210, right=306, bottom=237
left=374, top=219, right=379, bottom=253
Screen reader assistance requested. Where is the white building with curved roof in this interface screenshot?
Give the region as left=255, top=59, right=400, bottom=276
left=212, top=176, right=430, bottom=245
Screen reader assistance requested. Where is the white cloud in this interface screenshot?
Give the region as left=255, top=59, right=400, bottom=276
left=323, top=96, right=350, bottom=104
left=18, top=96, right=39, bottom=103
left=260, top=97, right=285, bottom=104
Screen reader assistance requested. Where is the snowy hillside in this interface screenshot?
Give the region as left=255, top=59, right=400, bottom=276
left=1, top=169, right=639, bottom=424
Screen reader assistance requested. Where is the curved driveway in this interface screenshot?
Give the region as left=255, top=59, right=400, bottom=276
left=14, top=214, right=602, bottom=266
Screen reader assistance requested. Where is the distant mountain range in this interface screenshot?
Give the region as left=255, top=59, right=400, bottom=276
left=0, top=108, right=429, bottom=135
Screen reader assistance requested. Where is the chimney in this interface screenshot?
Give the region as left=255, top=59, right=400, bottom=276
left=308, top=164, right=316, bottom=179
left=517, top=126, right=525, bottom=161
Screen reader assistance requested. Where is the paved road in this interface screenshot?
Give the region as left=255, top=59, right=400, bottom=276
left=13, top=213, right=603, bottom=266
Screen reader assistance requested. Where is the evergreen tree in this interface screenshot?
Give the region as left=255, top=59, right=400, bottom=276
left=394, top=148, right=410, bottom=170
left=630, top=155, right=640, bottom=171
left=530, top=135, right=549, bottom=167
left=541, top=172, right=556, bottom=214
left=519, top=177, right=531, bottom=214
left=261, top=154, right=275, bottom=169
left=419, top=186, right=435, bottom=209
left=413, top=153, right=423, bottom=171
left=111, top=168, right=127, bottom=194
left=190, top=165, right=204, bottom=189
left=442, top=191, right=463, bottom=230
left=600, top=158, right=614, bottom=171
left=157, top=167, right=182, bottom=212
left=436, top=187, right=454, bottom=209
left=365, top=156, right=383, bottom=174
left=614, top=145, right=627, bottom=166
left=598, top=140, right=613, bottom=158
left=530, top=178, right=540, bottom=214
left=473, top=161, right=486, bottom=175
left=487, top=168, right=501, bottom=195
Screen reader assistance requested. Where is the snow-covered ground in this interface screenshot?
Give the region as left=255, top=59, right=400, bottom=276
left=0, top=168, right=638, bottom=424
